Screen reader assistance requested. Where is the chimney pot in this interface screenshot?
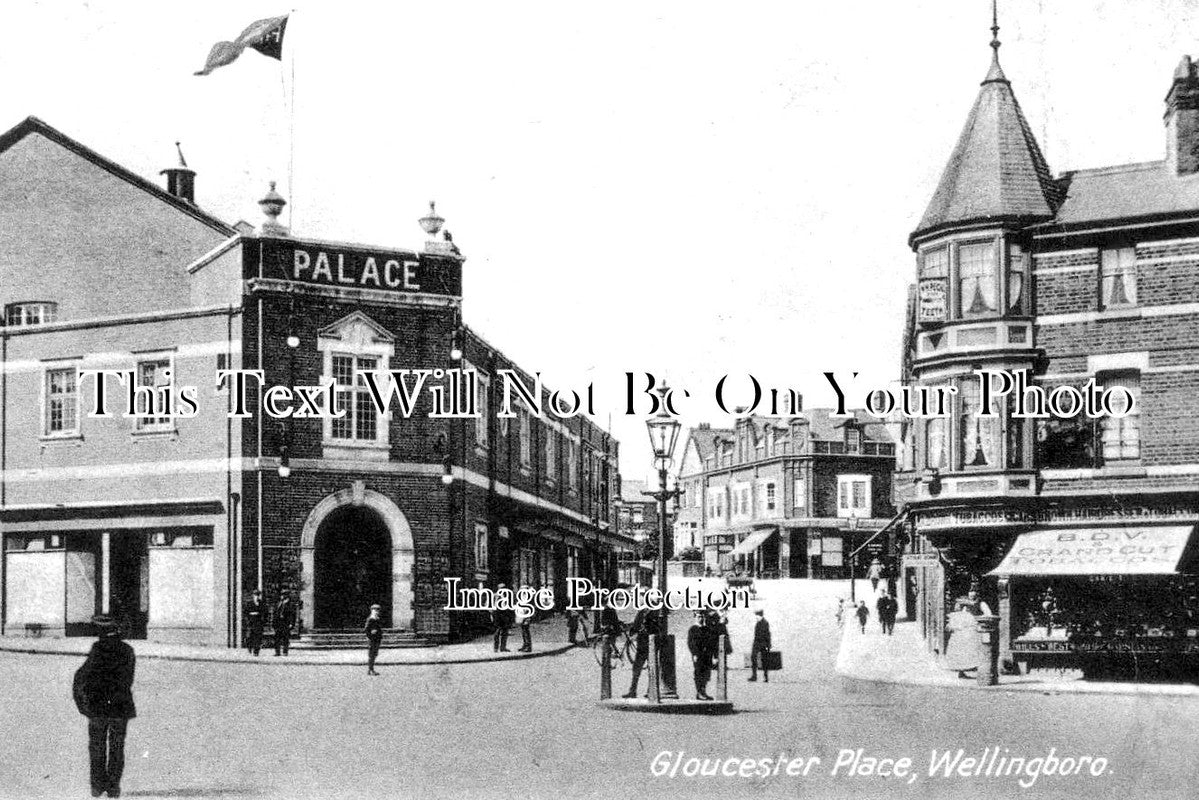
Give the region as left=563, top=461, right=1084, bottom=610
left=1165, top=55, right=1199, bottom=176
left=160, top=141, right=196, bottom=204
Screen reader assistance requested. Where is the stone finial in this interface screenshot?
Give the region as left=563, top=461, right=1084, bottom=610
left=258, top=181, right=289, bottom=237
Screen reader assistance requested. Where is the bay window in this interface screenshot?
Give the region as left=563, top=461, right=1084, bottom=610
left=958, top=242, right=998, bottom=317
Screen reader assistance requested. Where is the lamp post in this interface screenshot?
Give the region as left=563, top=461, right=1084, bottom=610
left=644, top=384, right=682, bottom=698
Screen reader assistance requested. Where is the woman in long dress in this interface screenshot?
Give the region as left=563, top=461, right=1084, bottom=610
left=944, top=590, right=993, bottom=678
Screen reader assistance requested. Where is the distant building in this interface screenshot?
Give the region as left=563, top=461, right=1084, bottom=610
left=676, top=412, right=899, bottom=581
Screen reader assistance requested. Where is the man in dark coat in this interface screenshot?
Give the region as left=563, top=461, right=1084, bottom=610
left=273, top=591, right=296, bottom=656
left=73, top=615, right=136, bottom=798
left=365, top=603, right=384, bottom=675
left=879, top=592, right=899, bottom=635
left=245, top=589, right=266, bottom=656
left=491, top=583, right=512, bottom=652
left=686, top=612, right=714, bottom=701
left=621, top=607, right=655, bottom=698
left=748, top=609, right=772, bottom=682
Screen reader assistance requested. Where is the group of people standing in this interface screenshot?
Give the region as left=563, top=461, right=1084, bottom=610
left=489, top=584, right=534, bottom=653
left=243, top=588, right=297, bottom=657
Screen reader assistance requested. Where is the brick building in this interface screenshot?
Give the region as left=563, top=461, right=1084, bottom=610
left=899, top=27, right=1199, bottom=675
left=0, top=116, right=628, bottom=646
left=675, top=412, right=898, bottom=581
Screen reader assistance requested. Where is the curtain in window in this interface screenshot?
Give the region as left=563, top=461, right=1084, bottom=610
left=1100, top=375, right=1140, bottom=461
left=958, top=243, right=997, bottom=316
left=958, top=381, right=999, bottom=468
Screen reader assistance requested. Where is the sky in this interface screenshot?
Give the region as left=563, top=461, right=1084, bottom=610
left=2, top=0, right=1197, bottom=481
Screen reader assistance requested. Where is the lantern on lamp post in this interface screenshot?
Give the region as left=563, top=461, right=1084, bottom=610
left=643, top=384, right=682, bottom=699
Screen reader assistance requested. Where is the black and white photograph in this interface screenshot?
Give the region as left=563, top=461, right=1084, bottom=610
left=2, top=2, right=1199, bottom=798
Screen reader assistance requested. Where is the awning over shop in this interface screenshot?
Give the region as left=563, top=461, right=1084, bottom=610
left=727, top=528, right=776, bottom=559
left=988, top=526, right=1195, bottom=576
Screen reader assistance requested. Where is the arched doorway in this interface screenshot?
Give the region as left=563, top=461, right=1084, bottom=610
left=299, top=484, right=415, bottom=632
left=313, top=505, right=392, bottom=629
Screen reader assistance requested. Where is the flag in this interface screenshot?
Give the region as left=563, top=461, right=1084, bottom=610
left=195, top=14, right=289, bottom=76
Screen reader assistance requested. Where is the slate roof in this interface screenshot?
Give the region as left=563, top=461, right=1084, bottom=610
left=912, top=53, right=1062, bottom=243
left=1046, top=160, right=1199, bottom=227
left=686, top=426, right=733, bottom=461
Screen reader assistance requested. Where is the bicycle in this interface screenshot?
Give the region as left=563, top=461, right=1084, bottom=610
left=592, top=624, right=638, bottom=669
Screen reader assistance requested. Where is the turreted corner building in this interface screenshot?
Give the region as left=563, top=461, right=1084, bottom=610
left=900, top=26, right=1199, bottom=677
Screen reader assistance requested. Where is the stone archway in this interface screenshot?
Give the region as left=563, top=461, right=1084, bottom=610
left=300, top=482, right=414, bottom=631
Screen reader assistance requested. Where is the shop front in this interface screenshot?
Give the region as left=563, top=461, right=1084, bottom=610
left=990, top=525, right=1199, bottom=679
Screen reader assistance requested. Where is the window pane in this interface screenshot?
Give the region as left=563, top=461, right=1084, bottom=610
left=958, top=243, right=997, bottom=316
left=355, top=391, right=377, bottom=440
left=1101, top=248, right=1137, bottom=308
left=1101, top=375, right=1140, bottom=461
left=332, top=390, right=353, bottom=438
left=332, top=355, right=354, bottom=386
left=923, top=247, right=948, bottom=278
left=958, top=380, right=999, bottom=468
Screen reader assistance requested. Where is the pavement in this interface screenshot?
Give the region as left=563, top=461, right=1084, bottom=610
left=3, top=578, right=1198, bottom=799
left=834, top=581, right=1199, bottom=697
left=0, top=616, right=575, bottom=665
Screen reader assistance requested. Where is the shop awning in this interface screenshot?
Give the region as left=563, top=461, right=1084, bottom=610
left=988, top=526, right=1195, bottom=576
left=727, top=528, right=776, bottom=558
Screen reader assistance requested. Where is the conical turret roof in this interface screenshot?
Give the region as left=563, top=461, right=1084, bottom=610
left=911, top=48, right=1062, bottom=243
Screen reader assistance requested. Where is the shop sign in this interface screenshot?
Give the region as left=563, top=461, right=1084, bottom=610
left=991, top=527, right=1189, bottom=575
left=902, top=552, right=940, bottom=568
left=1012, top=639, right=1199, bottom=655
left=918, top=277, right=947, bottom=323
left=918, top=505, right=1199, bottom=532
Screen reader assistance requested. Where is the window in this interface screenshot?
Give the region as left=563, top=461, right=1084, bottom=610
left=793, top=477, right=806, bottom=509
left=926, top=417, right=949, bottom=470
left=44, top=367, right=79, bottom=436
left=958, top=242, right=997, bottom=317
left=318, top=313, right=394, bottom=452
left=567, top=439, right=578, bottom=490
left=765, top=482, right=776, bottom=512
left=329, top=353, right=380, bottom=442
left=475, top=372, right=489, bottom=450
left=545, top=428, right=557, bottom=480
left=1101, top=247, right=1137, bottom=309
left=518, top=409, right=531, bottom=467
left=837, top=475, right=872, bottom=518
left=632, top=508, right=644, bottom=525
left=6, top=302, right=57, bottom=327
left=922, top=247, right=948, bottom=280
left=1100, top=374, right=1140, bottom=461
left=957, top=379, right=1000, bottom=469
left=1008, top=243, right=1027, bottom=314
left=473, top=522, right=489, bottom=574
left=135, top=358, right=173, bottom=432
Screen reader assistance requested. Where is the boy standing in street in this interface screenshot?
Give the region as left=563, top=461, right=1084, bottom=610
left=365, top=603, right=384, bottom=675
left=73, top=615, right=136, bottom=798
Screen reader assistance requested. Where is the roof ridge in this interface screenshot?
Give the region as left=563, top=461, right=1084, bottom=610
left=0, top=115, right=234, bottom=235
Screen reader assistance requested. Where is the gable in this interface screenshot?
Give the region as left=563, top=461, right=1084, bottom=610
left=0, top=123, right=234, bottom=319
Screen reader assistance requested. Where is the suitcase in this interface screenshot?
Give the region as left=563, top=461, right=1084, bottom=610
left=743, top=650, right=783, bottom=671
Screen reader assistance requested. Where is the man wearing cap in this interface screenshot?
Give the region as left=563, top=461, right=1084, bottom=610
left=72, top=615, right=136, bottom=798
left=365, top=603, right=384, bottom=675
left=245, top=589, right=266, bottom=656
left=748, top=609, right=772, bottom=682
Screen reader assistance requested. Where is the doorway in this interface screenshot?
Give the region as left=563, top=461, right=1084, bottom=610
left=313, top=505, right=393, bottom=629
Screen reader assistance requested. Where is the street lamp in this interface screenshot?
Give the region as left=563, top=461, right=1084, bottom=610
left=643, top=384, right=683, bottom=699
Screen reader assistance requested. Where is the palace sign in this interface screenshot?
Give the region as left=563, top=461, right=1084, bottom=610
left=253, top=238, right=463, bottom=297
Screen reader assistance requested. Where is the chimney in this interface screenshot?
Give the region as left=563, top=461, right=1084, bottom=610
left=1165, top=56, right=1199, bottom=176
left=160, top=142, right=196, bottom=204
left=697, top=422, right=711, bottom=430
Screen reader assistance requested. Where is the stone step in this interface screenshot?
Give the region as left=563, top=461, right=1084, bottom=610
left=291, top=629, right=434, bottom=650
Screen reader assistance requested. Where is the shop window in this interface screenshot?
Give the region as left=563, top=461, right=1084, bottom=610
left=1101, top=247, right=1137, bottom=309
left=957, top=242, right=998, bottom=317
left=43, top=366, right=79, bottom=437
left=5, top=301, right=57, bottom=327
left=837, top=475, right=872, bottom=518
left=134, top=357, right=174, bottom=432
left=1100, top=374, right=1140, bottom=462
